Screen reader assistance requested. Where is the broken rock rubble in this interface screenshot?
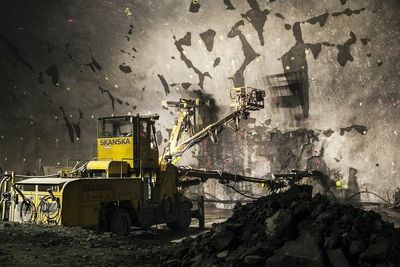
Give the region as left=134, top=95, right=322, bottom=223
left=158, top=185, right=400, bottom=267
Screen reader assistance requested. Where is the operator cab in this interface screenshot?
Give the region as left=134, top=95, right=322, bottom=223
left=99, top=117, right=134, bottom=138
left=87, top=114, right=159, bottom=177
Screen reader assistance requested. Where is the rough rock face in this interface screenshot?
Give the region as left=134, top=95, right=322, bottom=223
left=159, top=185, right=400, bottom=266
left=1, top=0, right=400, bottom=204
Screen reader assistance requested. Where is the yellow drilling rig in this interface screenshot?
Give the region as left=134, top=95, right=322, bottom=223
left=0, top=87, right=319, bottom=234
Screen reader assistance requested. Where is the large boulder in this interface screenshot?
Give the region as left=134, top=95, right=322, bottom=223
left=326, top=249, right=350, bottom=267
left=265, top=209, right=292, bottom=240
left=265, top=231, right=324, bottom=267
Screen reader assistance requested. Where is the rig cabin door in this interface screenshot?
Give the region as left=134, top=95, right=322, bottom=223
left=137, top=118, right=159, bottom=203
left=137, top=118, right=159, bottom=170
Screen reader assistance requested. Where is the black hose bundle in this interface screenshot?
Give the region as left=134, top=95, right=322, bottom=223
left=19, top=198, right=37, bottom=222
left=37, top=195, right=60, bottom=223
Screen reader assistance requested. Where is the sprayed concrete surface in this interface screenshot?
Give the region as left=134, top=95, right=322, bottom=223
left=0, top=0, right=399, bottom=204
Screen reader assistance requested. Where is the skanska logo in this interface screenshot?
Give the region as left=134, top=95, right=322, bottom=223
left=100, top=138, right=131, bottom=146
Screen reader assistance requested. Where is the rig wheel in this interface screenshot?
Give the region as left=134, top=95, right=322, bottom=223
left=109, top=208, right=131, bottom=235
left=167, top=202, right=191, bottom=231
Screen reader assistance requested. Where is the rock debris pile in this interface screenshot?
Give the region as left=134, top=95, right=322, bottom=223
left=159, top=185, right=400, bottom=267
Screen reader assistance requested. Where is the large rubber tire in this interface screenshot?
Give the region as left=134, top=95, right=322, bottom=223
left=167, top=202, right=192, bottom=231
left=109, top=208, right=131, bottom=235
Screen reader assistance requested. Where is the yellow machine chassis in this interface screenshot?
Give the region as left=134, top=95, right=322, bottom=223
left=11, top=178, right=144, bottom=227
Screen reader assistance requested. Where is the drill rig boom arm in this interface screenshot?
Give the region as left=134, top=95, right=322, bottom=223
left=169, top=110, right=239, bottom=160
left=162, top=87, right=266, bottom=163
left=176, top=167, right=324, bottom=192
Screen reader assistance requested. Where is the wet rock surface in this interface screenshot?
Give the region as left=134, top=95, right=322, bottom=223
left=158, top=185, right=400, bottom=267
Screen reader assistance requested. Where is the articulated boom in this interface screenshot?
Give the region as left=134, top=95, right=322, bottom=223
left=161, top=87, right=266, bottom=164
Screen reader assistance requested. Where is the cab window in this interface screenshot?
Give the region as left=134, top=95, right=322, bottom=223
left=98, top=118, right=133, bottom=137
left=150, top=125, right=157, bottom=150
left=140, top=121, right=148, bottom=139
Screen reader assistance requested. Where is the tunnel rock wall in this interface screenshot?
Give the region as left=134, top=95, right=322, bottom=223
left=0, top=0, right=399, bottom=203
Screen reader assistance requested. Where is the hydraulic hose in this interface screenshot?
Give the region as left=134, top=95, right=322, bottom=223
left=20, top=198, right=37, bottom=222
left=12, top=184, right=37, bottom=222
left=344, top=191, right=390, bottom=206
left=38, top=196, right=60, bottom=222
left=0, top=176, right=12, bottom=220
left=68, top=161, right=88, bottom=175
left=0, top=176, right=11, bottom=194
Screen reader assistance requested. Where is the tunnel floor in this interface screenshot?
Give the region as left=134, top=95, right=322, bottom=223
left=0, top=206, right=232, bottom=266
left=1, top=206, right=400, bottom=266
